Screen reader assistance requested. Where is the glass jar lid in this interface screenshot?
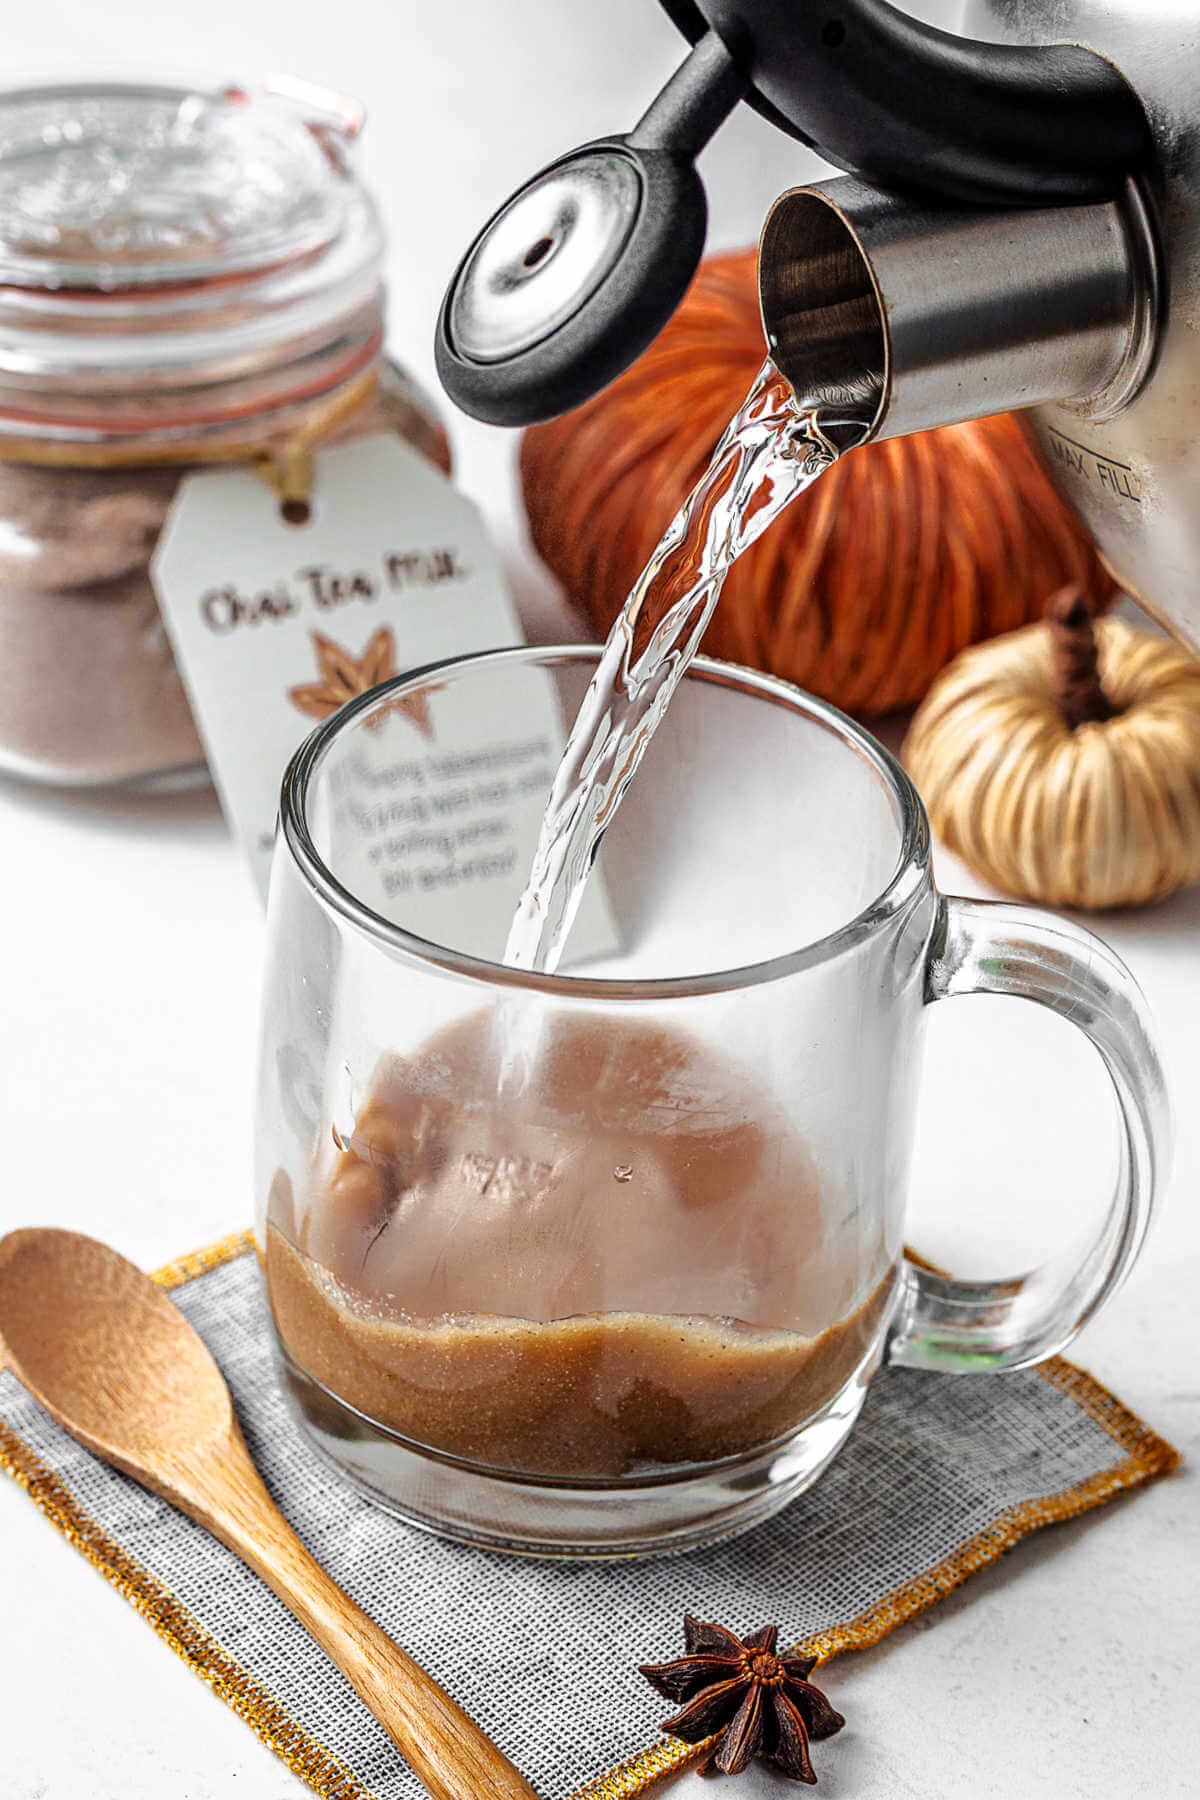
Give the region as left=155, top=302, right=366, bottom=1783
left=0, top=79, right=355, bottom=288
left=0, top=75, right=385, bottom=435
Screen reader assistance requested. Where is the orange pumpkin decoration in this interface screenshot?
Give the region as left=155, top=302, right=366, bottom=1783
left=519, top=249, right=1117, bottom=716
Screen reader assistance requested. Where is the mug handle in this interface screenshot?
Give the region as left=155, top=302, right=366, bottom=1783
left=887, top=897, right=1172, bottom=1373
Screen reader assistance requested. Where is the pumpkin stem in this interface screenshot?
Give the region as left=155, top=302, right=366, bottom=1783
left=1048, top=586, right=1114, bottom=729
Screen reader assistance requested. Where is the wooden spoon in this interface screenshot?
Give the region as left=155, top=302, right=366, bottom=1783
left=0, top=1228, right=539, bottom=1800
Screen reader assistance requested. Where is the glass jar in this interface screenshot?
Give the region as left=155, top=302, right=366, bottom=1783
left=0, top=77, right=450, bottom=786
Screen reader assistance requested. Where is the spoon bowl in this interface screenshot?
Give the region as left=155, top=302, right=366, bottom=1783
left=0, top=1227, right=537, bottom=1800
left=0, top=1227, right=231, bottom=1465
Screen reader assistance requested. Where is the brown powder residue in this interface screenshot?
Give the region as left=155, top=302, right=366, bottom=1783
left=267, top=1228, right=896, bottom=1479
left=267, top=1009, right=897, bottom=1479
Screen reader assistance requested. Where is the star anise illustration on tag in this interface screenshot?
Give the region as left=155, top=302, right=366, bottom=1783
left=288, top=628, right=438, bottom=739
left=640, top=1616, right=844, bottom=1783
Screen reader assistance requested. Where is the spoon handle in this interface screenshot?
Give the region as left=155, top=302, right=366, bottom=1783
left=188, top=1430, right=539, bottom=1800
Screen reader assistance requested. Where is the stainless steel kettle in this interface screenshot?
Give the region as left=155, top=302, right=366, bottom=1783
left=436, top=2, right=1200, bottom=646
left=954, top=2, right=1197, bottom=645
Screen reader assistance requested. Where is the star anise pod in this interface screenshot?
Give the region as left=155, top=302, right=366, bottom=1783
left=639, top=1615, right=844, bottom=1784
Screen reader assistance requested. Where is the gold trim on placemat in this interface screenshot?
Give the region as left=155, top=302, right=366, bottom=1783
left=150, top=1227, right=258, bottom=1290
left=566, top=1370, right=1182, bottom=1799
left=0, top=1417, right=373, bottom=1800
left=0, top=1232, right=1181, bottom=1800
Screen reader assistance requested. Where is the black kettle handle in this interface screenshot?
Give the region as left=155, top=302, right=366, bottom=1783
left=660, top=0, right=1152, bottom=204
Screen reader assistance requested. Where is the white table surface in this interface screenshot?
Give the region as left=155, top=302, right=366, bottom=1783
left=1, top=3, right=1196, bottom=1797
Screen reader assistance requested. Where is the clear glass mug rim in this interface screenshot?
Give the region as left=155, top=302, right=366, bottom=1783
left=279, top=643, right=933, bottom=1001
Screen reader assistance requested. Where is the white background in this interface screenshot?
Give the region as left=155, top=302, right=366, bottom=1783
left=1, top=3, right=1196, bottom=1797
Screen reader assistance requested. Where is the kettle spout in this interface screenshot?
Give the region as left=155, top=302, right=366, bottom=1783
left=758, top=177, right=1159, bottom=444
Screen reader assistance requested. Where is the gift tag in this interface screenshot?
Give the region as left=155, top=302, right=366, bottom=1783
left=152, top=434, right=618, bottom=965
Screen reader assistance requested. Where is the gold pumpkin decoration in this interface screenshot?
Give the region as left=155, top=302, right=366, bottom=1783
left=904, top=587, right=1200, bottom=910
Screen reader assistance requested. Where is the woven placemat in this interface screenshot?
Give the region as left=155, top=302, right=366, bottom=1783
left=0, top=1232, right=1179, bottom=1800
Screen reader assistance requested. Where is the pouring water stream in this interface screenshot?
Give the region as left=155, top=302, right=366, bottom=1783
left=504, top=360, right=868, bottom=975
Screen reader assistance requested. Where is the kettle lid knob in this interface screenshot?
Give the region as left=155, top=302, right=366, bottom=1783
left=446, top=150, right=642, bottom=367
left=436, top=31, right=745, bottom=425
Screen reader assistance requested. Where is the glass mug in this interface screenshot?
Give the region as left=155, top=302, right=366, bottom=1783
left=256, top=647, right=1170, bottom=1557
